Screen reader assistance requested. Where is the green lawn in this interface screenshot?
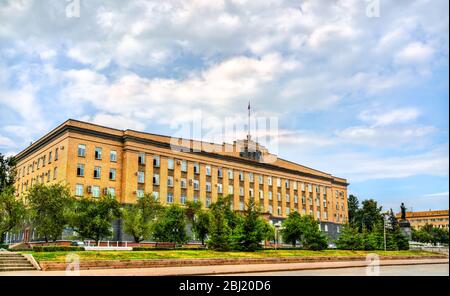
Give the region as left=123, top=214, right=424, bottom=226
left=20, top=249, right=438, bottom=263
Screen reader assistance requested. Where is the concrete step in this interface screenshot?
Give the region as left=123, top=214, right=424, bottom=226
left=0, top=266, right=37, bottom=272
left=0, top=253, right=38, bottom=272
left=0, top=263, right=34, bottom=267
left=0, top=260, right=30, bottom=264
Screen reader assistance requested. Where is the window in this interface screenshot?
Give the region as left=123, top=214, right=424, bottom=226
left=168, top=158, right=174, bottom=170
left=107, top=188, right=116, bottom=197
left=286, top=208, right=290, bottom=215
left=137, top=189, right=144, bottom=198
left=75, top=184, right=83, bottom=196
left=181, top=178, right=187, bottom=188
left=153, top=192, right=159, bottom=200
left=153, top=174, right=160, bottom=185
left=286, top=194, right=290, bottom=202
left=268, top=177, right=272, bottom=186
left=94, top=166, right=101, bottom=179
left=239, top=187, right=244, bottom=196
left=258, top=175, right=263, bottom=184
left=294, top=195, right=298, bottom=203
left=78, top=144, right=86, bottom=157
left=277, top=178, right=281, bottom=187
left=110, top=150, right=117, bottom=162
left=53, top=167, right=57, bottom=180
left=217, top=168, right=223, bottom=178
left=42, top=155, right=46, bottom=167
left=193, top=163, right=199, bottom=174
left=92, top=186, right=100, bottom=198
left=228, top=169, right=233, bottom=179
left=205, top=165, right=211, bottom=176
left=268, top=191, right=273, bottom=200
left=285, top=180, right=289, bottom=188
left=153, top=155, right=160, bottom=167
left=217, top=183, right=223, bottom=193
left=193, top=180, right=199, bottom=190
left=55, top=148, right=59, bottom=160
left=180, top=195, right=186, bottom=205
left=77, top=164, right=85, bottom=177
left=138, top=152, right=146, bottom=165
left=109, top=168, right=116, bottom=181
left=269, top=205, right=273, bottom=214
left=317, top=210, right=321, bottom=219
left=47, top=170, right=50, bottom=182
left=48, top=151, right=52, bottom=163
left=337, top=226, right=340, bottom=233
left=249, top=173, right=254, bottom=182
left=194, top=194, right=199, bottom=203
left=228, top=185, right=234, bottom=194
left=181, top=160, right=187, bottom=172
left=277, top=192, right=281, bottom=201
left=308, top=184, right=312, bottom=192
left=259, top=190, right=263, bottom=199
left=167, top=176, right=174, bottom=187
left=324, top=211, right=328, bottom=220
left=293, top=181, right=297, bottom=190
left=95, top=147, right=102, bottom=160
left=277, top=206, right=282, bottom=215
left=239, top=172, right=244, bottom=181
left=37, top=158, right=40, bottom=169
left=206, top=197, right=211, bottom=208
left=167, top=193, right=173, bottom=203
left=239, top=201, right=245, bottom=211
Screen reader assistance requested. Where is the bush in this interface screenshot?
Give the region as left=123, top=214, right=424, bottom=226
left=0, top=243, right=9, bottom=250
left=31, top=246, right=85, bottom=252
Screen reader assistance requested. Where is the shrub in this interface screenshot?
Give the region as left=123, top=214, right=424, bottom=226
left=31, top=246, right=85, bottom=252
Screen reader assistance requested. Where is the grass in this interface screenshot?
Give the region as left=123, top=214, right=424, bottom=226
left=19, top=249, right=438, bottom=263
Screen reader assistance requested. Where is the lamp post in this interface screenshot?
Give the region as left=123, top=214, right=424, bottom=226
left=383, top=213, right=392, bottom=251
left=274, top=221, right=282, bottom=250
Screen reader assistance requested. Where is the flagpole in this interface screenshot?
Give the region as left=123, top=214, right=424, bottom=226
left=248, top=101, right=251, bottom=140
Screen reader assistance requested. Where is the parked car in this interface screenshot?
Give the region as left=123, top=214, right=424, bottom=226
left=71, top=241, right=85, bottom=247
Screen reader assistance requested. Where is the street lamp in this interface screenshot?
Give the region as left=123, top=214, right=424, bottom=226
left=382, top=213, right=392, bottom=251
left=274, top=221, right=282, bottom=250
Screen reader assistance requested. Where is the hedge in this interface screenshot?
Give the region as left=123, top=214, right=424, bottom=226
left=30, top=246, right=85, bottom=252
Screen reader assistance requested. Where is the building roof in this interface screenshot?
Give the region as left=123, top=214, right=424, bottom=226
left=396, top=209, right=449, bottom=218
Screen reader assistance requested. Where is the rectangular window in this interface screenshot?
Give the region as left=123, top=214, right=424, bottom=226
left=180, top=195, right=186, bottom=205
left=269, top=205, right=273, bottom=214
left=259, top=190, right=263, bottom=199
left=249, top=188, right=254, bottom=197
left=228, top=169, right=233, bottom=179
left=107, top=188, right=116, bottom=197
left=167, top=193, right=173, bottom=203
left=193, top=180, right=199, bottom=190
left=302, top=195, right=306, bottom=204
left=285, top=180, right=289, bottom=188
left=206, top=197, right=211, bottom=208
left=239, top=172, right=244, bottom=181
left=293, top=181, right=297, bottom=190
left=75, top=184, right=83, bottom=196
left=277, top=206, right=282, bottom=215
left=194, top=194, right=199, bottom=203
left=109, top=168, right=116, bottom=181
left=95, top=147, right=102, bottom=160
left=277, top=192, right=281, bottom=201
left=138, top=152, right=146, bottom=165
left=217, top=168, right=223, bottom=178
left=167, top=176, right=174, bottom=187
left=137, top=189, right=144, bottom=198
left=137, top=171, right=145, bottom=184
left=181, top=160, right=187, bottom=172
left=268, top=191, right=273, bottom=200
left=294, top=195, right=298, bottom=203
left=205, top=165, right=211, bottom=176
left=94, top=166, right=101, bottom=179
left=228, top=185, right=234, bottom=194
left=308, top=184, right=313, bottom=192
left=301, top=183, right=305, bottom=191
left=110, top=150, right=117, bottom=162
left=277, top=178, right=281, bottom=187
left=181, top=178, right=187, bottom=188
left=239, top=201, right=244, bottom=211
left=47, top=170, right=50, bottom=182
left=153, top=155, right=160, bottom=167
left=48, top=151, right=52, bottom=163
left=78, top=144, right=86, bottom=157
left=92, top=186, right=100, bottom=198
left=258, top=175, right=263, bottom=184
left=217, top=183, right=223, bottom=194
left=205, top=182, right=211, bottom=192
left=53, top=167, right=57, bottom=180
left=286, top=194, right=290, bottom=202
left=37, top=158, right=40, bottom=169
left=193, top=163, right=200, bottom=174
left=55, top=148, right=59, bottom=160
left=286, top=207, right=290, bottom=215
left=153, top=192, right=159, bottom=200
left=42, top=155, right=46, bottom=166
left=249, top=173, right=254, bottom=182
left=153, top=174, right=160, bottom=185
left=168, top=158, right=174, bottom=170
left=77, top=164, right=85, bottom=177
left=239, top=187, right=244, bottom=196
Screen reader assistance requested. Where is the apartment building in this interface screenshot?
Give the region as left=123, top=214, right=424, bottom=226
left=396, top=210, right=449, bottom=229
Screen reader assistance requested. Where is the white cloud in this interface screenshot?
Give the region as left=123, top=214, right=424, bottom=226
left=0, top=134, right=14, bottom=148
left=358, top=107, right=420, bottom=127
left=395, top=42, right=435, bottom=65
left=79, top=113, right=147, bottom=131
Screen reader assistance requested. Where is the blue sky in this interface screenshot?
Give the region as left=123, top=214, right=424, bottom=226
left=0, top=0, right=448, bottom=212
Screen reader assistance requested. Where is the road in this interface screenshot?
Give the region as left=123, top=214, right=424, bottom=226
left=226, top=264, right=449, bottom=276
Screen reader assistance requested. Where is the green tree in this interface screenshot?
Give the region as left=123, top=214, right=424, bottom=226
left=232, top=197, right=268, bottom=251
left=335, top=224, right=363, bottom=250
left=0, top=153, right=16, bottom=192
left=0, top=186, right=27, bottom=243
left=281, top=211, right=303, bottom=247
left=123, top=193, right=162, bottom=243
left=300, top=215, right=328, bottom=250
left=71, top=194, right=122, bottom=244
left=347, top=194, right=360, bottom=225
left=184, top=200, right=202, bottom=223
left=359, top=199, right=383, bottom=231
left=152, top=204, right=187, bottom=244
left=192, top=210, right=210, bottom=245
left=27, top=183, right=74, bottom=242
left=207, top=195, right=232, bottom=251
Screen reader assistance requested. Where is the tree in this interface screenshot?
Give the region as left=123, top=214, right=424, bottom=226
left=71, top=194, right=122, bottom=244
left=184, top=200, right=202, bottom=224
left=0, top=153, right=16, bottom=192
left=192, top=210, right=210, bottom=245
left=207, top=195, right=232, bottom=251
left=27, top=183, right=74, bottom=242
left=347, top=194, right=360, bottom=225
left=123, top=193, right=162, bottom=243
left=281, top=211, right=303, bottom=247
left=359, top=199, right=383, bottom=231
left=152, top=204, right=187, bottom=244
left=335, top=224, right=363, bottom=250
left=232, top=197, right=268, bottom=251
left=300, top=215, right=328, bottom=250
left=0, top=186, right=26, bottom=243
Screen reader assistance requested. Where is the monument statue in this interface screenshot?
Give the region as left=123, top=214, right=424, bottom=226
left=399, top=202, right=411, bottom=241
left=400, top=202, right=406, bottom=220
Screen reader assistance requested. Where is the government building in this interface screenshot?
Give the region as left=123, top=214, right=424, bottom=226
left=14, top=119, right=349, bottom=240
left=396, top=210, right=449, bottom=229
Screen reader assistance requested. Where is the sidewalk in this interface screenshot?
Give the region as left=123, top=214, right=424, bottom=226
left=1, top=258, right=447, bottom=276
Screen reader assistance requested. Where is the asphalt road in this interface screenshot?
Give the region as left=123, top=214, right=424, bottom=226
left=226, top=264, right=449, bottom=276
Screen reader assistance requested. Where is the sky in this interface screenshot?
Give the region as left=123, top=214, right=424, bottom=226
left=0, top=0, right=448, bottom=212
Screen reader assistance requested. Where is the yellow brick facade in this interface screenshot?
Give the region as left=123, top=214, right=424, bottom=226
left=14, top=119, right=349, bottom=223
left=396, top=210, right=449, bottom=229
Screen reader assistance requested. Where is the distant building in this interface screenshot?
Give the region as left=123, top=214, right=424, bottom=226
left=396, top=210, right=449, bottom=229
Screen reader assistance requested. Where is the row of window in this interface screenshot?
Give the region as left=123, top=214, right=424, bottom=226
left=77, top=144, right=117, bottom=161
left=17, top=167, right=58, bottom=193
left=18, top=147, right=60, bottom=179
left=75, top=184, right=115, bottom=197
left=76, top=164, right=116, bottom=180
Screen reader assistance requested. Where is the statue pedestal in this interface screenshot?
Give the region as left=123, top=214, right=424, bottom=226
left=399, top=219, right=412, bottom=241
